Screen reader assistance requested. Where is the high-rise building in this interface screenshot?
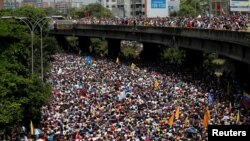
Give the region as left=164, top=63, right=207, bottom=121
left=0, top=0, right=4, bottom=9
left=22, top=0, right=43, bottom=8
left=101, top=0, right=170, bottom=17
left=145, top=0, right=169, bottom=17
left=101, top=0, right=145, bottom=17
left=71, top=0, right=100, bottom=8
left=4, top=0, right=19, bottom=9
left=168, top=0, right=180, bottom=14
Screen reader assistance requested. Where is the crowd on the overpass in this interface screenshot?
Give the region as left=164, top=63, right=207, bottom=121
left=62, top=15, right=250, bottom=31
left=32, top=53, right=249, bottom=141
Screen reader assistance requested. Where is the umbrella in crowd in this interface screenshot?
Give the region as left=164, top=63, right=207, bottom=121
left=185, top=127, right=198, bottom=134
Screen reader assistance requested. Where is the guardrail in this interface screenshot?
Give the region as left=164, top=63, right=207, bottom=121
left=50, top=23, right=250, bottom=47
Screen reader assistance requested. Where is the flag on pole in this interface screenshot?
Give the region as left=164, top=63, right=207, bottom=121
left=185, top=116, right=189, bottom=126
left=30, top=120, right=34, bottom=135
left=85, top=56, right=91, bottom=65
left=221, top=8, right=225, bottom=16
left=175, top=106, right=180, bottom=119
left=168, top=112, right=175, bottom=128
left=203, top=108, right=210, bottom=129
left=131, top=63, right=136, bottom=70
left=227, top=82, right=230, bottom=96
left=236, top=110, right=240, bottom=123
left=208, top=93, right=214, bottom=105
left=145, top=128, right=151, bottom=141
left=75, top=132, right=81, bottom=141
left=242, top=92, right=250, bottom=108
left=116, top=57, right=119, bottom=64
left=154, top=80, right=159, bottom=90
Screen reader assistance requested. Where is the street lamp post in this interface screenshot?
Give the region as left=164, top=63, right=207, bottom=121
left=38, top=18, right=52, bottom=81
left=1, top=16, right=51, bottom=80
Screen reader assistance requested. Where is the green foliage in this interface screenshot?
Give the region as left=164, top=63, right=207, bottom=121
left=178, top=4, right=196, bottom=16
left=76, top=3, right=114, bottom=18
left=0, top=61, right=51, bottom=134
left=120, top=42, right=142, bottom=59
left=178, top=0, right=203, bottom=16
left=64, top=36, right=78, bottom=53
left=0, top=9, right=14, bottom=17
left=15, top=5, right=46, bottom=20
left=121, top=47, right=137, bottom=59
left=91, top=38, right=108, bottom=55
left=0, top=6, right=55, bottom=136
left=161, top=48, right=186, bottom=66
left=67, top=7, right=79, bottom=19
left=203, top=53, right=218, bottom=70
left=0, top=20, right=28, bottom=38
left=44, top=7, right=59, bottom=16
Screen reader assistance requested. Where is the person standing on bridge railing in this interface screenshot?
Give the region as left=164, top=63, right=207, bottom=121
left=53, top=20, right=57, bottom=30
left=133, top=19, right=137, bottom=30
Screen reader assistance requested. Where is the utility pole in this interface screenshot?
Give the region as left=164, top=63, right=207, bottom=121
left=123, top=0, right=125, bottom=17
left=133, top=0, right=136, bottom=17
left=54, top=0, right=56, bottom=11
left=68, top=0, right=71, bottom=19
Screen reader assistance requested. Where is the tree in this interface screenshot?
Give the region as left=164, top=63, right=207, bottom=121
left=76, top=3, right=114, bottom=18
left=44, top=7, right=59, bottom=16
left=0, top=6, right=56, bottom=137
left=91, top=38, right=108, bottom=56
left=15, top=5, right=46, bottom=20
left=203, top=53, right=218, bottom=70
left=178, top=0, right=203, bottom=16
left=161, top=48, right=186, bottom=66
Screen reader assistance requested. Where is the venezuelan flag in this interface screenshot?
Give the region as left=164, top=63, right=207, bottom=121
left=203, top=108, right=210, bottom=129
left=168, top=112, right=175, bottom=128
left=242, top=92, right=250, bottom=108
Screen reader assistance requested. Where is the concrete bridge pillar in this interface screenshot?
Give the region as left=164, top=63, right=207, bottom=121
left=78, top=37, right=91, bottom=54
left=234, top=62, right=250, bottom=92
left=183, top=48, right=204, bottom=67
left=107, top=39, right=121, bottom=58
left=140, top=42, right=162, bottom=61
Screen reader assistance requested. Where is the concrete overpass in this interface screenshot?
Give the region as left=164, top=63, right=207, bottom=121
left=50, top=24, right=250, bottom=65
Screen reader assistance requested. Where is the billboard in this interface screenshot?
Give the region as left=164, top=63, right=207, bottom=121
left=151, top=0, right=166, bottom=8
left=230, top=0, right=250, bottom=11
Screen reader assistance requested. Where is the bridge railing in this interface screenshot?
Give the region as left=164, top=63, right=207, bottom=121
left=51, top=23, right=250, bottom=47
left=73, top=24, right=250, bottom=46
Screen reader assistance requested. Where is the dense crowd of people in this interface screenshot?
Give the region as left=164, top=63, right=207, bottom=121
left=54, top=15, right=250, bottom=31
left=33, top=53, right=249, bottom=140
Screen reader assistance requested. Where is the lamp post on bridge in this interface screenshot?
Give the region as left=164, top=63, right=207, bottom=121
left=1, top=16, right=52, bottom=81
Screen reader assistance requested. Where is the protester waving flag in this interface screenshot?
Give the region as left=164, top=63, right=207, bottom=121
left=154, top=80, right=159, bottom=90
left=30, top=120, right=34, bottom=135
left=168, top=112, right=175, bottom=128
left=236, top=110, right=240, bottom=123
left=175, top=106, right=180, bottom=119
left=185, top=116, right=189, bottom=126
left=203, top=107, right=210, bottom=129
left=242, top=92, right=250, bottom=108
left=131, top=63, right=136, bottom=70
left=208, top=93, right=214, bottom=105
left=85, top=56, right=91, bottom=65
left=116, top=57, right=120, bottom=64
left=145, top=128, right=151, bottom=141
